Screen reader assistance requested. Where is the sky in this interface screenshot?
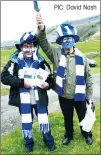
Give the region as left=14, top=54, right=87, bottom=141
left=1, top=1, right=100, bottom=42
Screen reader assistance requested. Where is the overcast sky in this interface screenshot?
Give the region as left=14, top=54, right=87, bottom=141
left=1, top=1, right=100, bottom=42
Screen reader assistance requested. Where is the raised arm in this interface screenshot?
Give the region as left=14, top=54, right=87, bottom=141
left=36, top=13, right=59, bottom=64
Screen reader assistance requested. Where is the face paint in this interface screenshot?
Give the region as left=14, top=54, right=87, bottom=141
left=61, top=37, right=75, bottom=49
left=22, top=42, right=35, bottom=59
left=22, top=47, right=35, bottom=58
left=22, top=47, right=34, bottom=52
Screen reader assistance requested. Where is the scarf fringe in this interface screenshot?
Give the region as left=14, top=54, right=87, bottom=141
left=39, top=123, right=50, bottom=134
left=22, top=129, right=33, bottom=138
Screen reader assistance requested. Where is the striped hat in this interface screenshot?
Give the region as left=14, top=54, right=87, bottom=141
left=15, top=31, right=38, bottom=50
left=56, top=24, right=80, bottom=45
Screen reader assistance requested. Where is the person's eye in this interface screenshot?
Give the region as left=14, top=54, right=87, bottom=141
left=69, top=38, right=73, bottom=41
left=24, top=45, right=28, bottom=48
left=63, top=38, right=67, bottom=42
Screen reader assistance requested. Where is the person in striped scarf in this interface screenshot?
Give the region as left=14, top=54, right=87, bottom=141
left=1, top=31, right=56, bottom=152
left=36, top=14, right=93, bottom=145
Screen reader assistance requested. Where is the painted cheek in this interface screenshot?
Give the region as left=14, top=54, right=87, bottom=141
left=23, top=48, right=27, bottom=52
left=62, top=40, right=74, bottom=48
left=31, top=47, right=35, bottom=51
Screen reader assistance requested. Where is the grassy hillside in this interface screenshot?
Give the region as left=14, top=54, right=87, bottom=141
left=76, top=40, right=100, bottom=53
left=77, top=21, right=100, bottom=41
left=1, top=15, right=100, bottom=47
left=46, top=15, right=100, bottom=42
left=63, top=15, right=100, bottom=26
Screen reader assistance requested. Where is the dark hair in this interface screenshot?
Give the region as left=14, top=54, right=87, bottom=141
left=33, top=41, right=38, bottom=47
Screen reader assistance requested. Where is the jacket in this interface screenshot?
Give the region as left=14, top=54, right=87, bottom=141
left=1, top=50, right=53, bottom=107
left=37, top=29, right=93, bottom=100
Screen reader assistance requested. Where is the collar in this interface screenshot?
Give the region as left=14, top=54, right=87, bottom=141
left=65, top=49, right=75, bottom=56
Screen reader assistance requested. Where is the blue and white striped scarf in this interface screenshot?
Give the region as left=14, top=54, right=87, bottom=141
left=18, top=52, right=50, bottom=139
left=56, top=48, right=86, bottom=101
